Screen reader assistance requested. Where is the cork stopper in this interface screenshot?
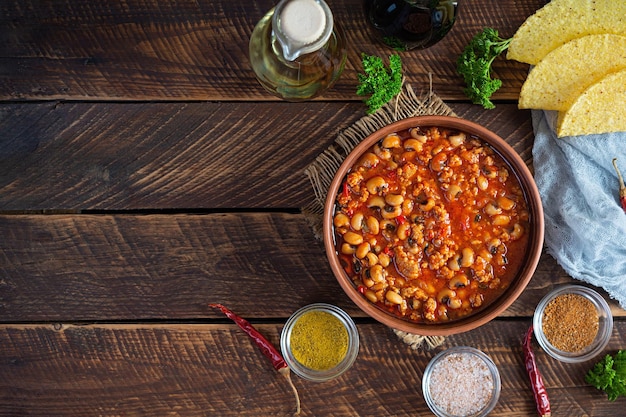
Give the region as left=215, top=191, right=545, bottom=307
left=273, top=0, right=334, bottom=61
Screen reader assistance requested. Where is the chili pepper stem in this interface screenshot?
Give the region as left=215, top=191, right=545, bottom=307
left=612, top=158, right=626, bottom=212
left=279, top=367, right=301, bottom=416
left=209, top=303, right=301, bottom=416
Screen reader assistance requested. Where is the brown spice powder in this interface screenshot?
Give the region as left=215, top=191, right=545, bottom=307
left=542, top=293, right=599, bottom=352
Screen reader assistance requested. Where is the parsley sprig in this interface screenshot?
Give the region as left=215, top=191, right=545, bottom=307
left=456, top=27, right=512, bottom=109
left=356, top=53, right=403, bottom=114
left=586, top=350, right=626, bottom=401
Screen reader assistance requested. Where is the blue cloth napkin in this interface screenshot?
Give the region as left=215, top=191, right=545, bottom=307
left=532, top=109, right=626, bottom=308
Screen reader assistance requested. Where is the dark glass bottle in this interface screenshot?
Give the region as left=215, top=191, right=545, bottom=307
left=364, top=0, right=458, bottom=51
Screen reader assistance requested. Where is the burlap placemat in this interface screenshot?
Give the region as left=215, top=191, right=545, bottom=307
left=303, top=82, right=457, bottom=350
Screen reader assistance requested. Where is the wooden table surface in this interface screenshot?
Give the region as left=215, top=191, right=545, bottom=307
left=1, top=0, right=624, bottom=415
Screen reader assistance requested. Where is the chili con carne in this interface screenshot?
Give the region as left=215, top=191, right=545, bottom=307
left=523, top=326, right=551, bottom=417
left=209, top=303, right=301, bottom=415
left=333, top=126, right=530, bottom=323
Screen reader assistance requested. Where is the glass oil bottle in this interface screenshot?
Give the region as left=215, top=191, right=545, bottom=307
left=249, top=0, right=347, bottom=101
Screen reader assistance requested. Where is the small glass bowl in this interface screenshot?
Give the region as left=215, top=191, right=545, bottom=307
left=422, top=346, right=501, bottom=417
left=280, top=303, right=359, bottom=382
left=533, top=284, right=613, bottom=363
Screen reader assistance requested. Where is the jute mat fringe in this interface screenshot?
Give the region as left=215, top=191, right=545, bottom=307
left=303, top=82, right=456, bottom=351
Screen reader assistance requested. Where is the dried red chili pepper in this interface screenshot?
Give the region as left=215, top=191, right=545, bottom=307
left=209, top=303, right=301, bottom=415
left=523, top=326, right=551, bottom=417
left=612, top=158, right=626, bottom=213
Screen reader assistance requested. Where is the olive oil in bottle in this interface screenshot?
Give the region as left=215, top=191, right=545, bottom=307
left=249, top=0, right=347, bottom=101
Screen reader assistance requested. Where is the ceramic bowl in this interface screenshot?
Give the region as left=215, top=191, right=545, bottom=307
left=533, top=284, right=613, bottom=363
left=323, top=115, right=544, bottom=335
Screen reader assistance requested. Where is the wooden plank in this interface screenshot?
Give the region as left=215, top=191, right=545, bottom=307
left=0, top=212, right=350, bottom=322
left=0, top=212, right=621, bottom=322
left=1, top=321, right=624, bottom=416
left=0, top=100, right=358, bottom=210
left=0, top=102, right=534, bottom=211
left=0, top=0, right=541, bottom=101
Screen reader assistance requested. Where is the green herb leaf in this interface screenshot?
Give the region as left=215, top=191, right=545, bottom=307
left=614, top=349, right=626, bottom=378
left=456, top=27, right=512, bottom=109
left=586, top=354, right=617, bottom=391
left=586, top=350, right=626, bottom=401
left=356, top=53, right=403, bottom=114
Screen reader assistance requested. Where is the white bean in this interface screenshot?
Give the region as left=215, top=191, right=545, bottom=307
left=386, top=291, right=403, bottom=305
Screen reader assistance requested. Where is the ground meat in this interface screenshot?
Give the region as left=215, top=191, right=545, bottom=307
left=394, top=246, right=422, bottom=279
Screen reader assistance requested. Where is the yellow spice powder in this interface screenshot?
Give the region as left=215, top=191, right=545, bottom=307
left=542, top=293, right=599, bottom=352
left=290, top=310, right=349, bottom=371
